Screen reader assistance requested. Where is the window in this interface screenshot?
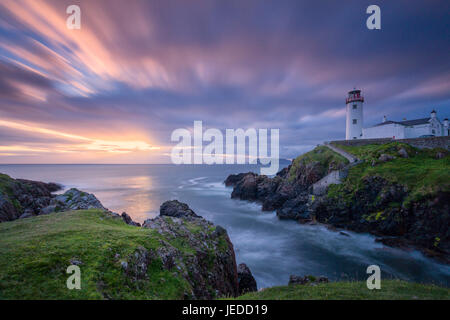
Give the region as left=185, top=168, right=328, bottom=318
left=353, top=105, right=357, bottom=109
left=353, top=119, right=357, bottom=124
left=432, top=129, right=435, bottom=134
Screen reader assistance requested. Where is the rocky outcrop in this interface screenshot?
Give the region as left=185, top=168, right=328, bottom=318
left=0, top=174, right=63, bottom=222
left=0, top=173, right=110, bottom=223
left=237, top=263, right=257, bottom=294
left=141, top=201, right=240, bottom=299
left=159, top=200, right=201, bottom=218
left=121, top=212, right=141, bottom=226
left=312, top=176, right=450, bottom=262
left=49, top=188, right=106, bottom=212
left=225, top=144, right=450, bottom=262
left=289, top=275, right=329, bottom=286
left=225, top=163, right=323, bottom=222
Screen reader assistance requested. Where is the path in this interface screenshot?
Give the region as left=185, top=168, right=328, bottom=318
left=323, top=142, right=358, bottom=163
left=311, top=143, right=361, bottom=195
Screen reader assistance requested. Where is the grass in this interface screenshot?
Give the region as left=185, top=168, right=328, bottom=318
left=288, top=146, right=349, bottom=182
left=0, top=209, right=227, bottom=300
left=327, top=143, right=450, bottom=203
left=234, top=280, right=450, bottom=300
left=0, top=173, right=14, bottom=197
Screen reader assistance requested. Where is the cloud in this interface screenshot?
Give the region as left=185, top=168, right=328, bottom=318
left=0, top=0, right=449, bottom=162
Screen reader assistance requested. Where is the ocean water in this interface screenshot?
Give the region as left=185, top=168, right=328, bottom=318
left=1, top=164, right=449, bottom=288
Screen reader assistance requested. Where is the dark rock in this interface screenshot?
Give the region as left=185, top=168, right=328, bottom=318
left=289, top=275, right=329, bottom=286
left=70, top=258, right=83, bottom=266
left=52, top=188, right=106, bottom=211
left=121, top=212, right=140, bottom=226
left=289, top=275, right=309, bottom=285
left=142, top=201, right=239, bottom=299
left=436, top=152, right=446, bottom=159
left=39, top=205, right=57, bottom=215
left=378, top=154, right=395, bottom=162
left=123, top=246, right=153, bottom=281
left=224, top=172, right=252, bottom=187
left=276, top=194, right=311, bottom=221
left=398, top=148, right=409, bottom=158
left=0, top=173, right=108, bottom=223
left=237, top=263, right=257, bottom=294
left=0, top=194, right=19, bottom=222
left=19, top=209, right=34, bottom=219
left=160, top=200, right=201, bottom=218
left=212, top=225, right=227, bottom=237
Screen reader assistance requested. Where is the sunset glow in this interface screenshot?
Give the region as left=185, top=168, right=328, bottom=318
left=0, top=0, right=448, bottom=163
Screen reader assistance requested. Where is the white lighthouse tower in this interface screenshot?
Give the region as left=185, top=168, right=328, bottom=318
left=345, top=89, right=364, bottom=140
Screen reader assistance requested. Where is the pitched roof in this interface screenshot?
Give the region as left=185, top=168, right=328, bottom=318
left=398, top=118, right=431, bottom=126
left=371, top=117, right=431, bottom=127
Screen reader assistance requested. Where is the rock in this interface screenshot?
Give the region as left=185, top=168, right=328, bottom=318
left=52, top=188, right=106, bottom=211
left=19, top=209, right=35, bottom=219
left=70, top=259, right=83, bottom=266
left=289, top=275, right=329, bottom=286
left=0, top=194, right=19, bottom=222
left=212, top=225, right=227, bottom=237
left=339, top=231, right=350, bottom=237
left=224, top=172, right=252, bottom=187
left=160, top=200, right=201, bottom=218
left=141, top=201, right=239, bottom=299
left=436, top=152, right=446, bottom=159
left=378, top=154, right=395, bottom=162
left=289, top=275, right=309, bottom=285
left=39, top=205, right=57, bottom=215
left=121, top=212, right=140, bottom=226
left=276, top=194, right=311, bottom=221
left=237, top=263, right=257, bottom=294
left=398, top=148, right=409, bottom=158
left=122, top=246, right=153, bottom=281
left=318, top=276, right=329, bottom=283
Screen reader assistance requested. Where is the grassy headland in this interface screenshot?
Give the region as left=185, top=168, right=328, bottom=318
left=0, top=209, right=225, bottom=299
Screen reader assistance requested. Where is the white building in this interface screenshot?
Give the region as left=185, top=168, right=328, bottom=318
left=345, top=89, right=449, bottom=140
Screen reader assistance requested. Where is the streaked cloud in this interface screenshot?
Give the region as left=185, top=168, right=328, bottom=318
left=0, top=0, right=448, bottom=163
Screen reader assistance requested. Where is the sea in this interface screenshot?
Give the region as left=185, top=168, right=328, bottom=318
left=1, top=163, right=449, bottom=288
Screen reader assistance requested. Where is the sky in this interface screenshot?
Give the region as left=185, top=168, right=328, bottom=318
left=0, top=0, right=449, bottom=164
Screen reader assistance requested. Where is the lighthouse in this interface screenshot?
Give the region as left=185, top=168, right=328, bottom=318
left=345, top=89, right=364, bottom=140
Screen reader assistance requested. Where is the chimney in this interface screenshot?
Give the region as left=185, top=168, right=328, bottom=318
left=444, top=118, right=449, bottom=127
left=383, top=115, right=387, bottom=123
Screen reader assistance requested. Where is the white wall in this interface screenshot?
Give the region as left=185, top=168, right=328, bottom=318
left=363, top=123, right=405, bottom=139
left=404, top=124, right=430, bottom=138
left=346, top=101, right=363, bottom=140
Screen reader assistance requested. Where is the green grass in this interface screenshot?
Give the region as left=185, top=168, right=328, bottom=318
left=234, top=280, right=449, bottom=300
left=327, top=143, right=450, bottom=203
left=0, top=173, right=14, bottom=197
left=0, top=209, right=224, bottom=300
left=288, top=146, right=349, bottom=182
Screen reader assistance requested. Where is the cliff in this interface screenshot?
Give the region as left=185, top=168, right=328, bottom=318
left=0, top=175, right=245, bottom=299
left=226, top=142, right=450, bottom=262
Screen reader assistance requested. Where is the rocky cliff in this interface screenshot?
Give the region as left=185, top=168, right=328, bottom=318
left=0, top=173, right=112, bottom=222
left=0, top=174, right=255, bottom=299
left=140, top=200, right=240, bottom=299
left=226, top=142, right=450, bottom=262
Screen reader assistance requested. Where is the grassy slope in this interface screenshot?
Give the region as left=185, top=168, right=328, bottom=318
left=0, top=209, right=218, bottom=300
left=288, top=146, right=349, bottom=182
left=328, top=143, right=450, bottom=203
left=235, top=280, right=449, bottom=300
left=0, top=209, right=448, bottom=300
